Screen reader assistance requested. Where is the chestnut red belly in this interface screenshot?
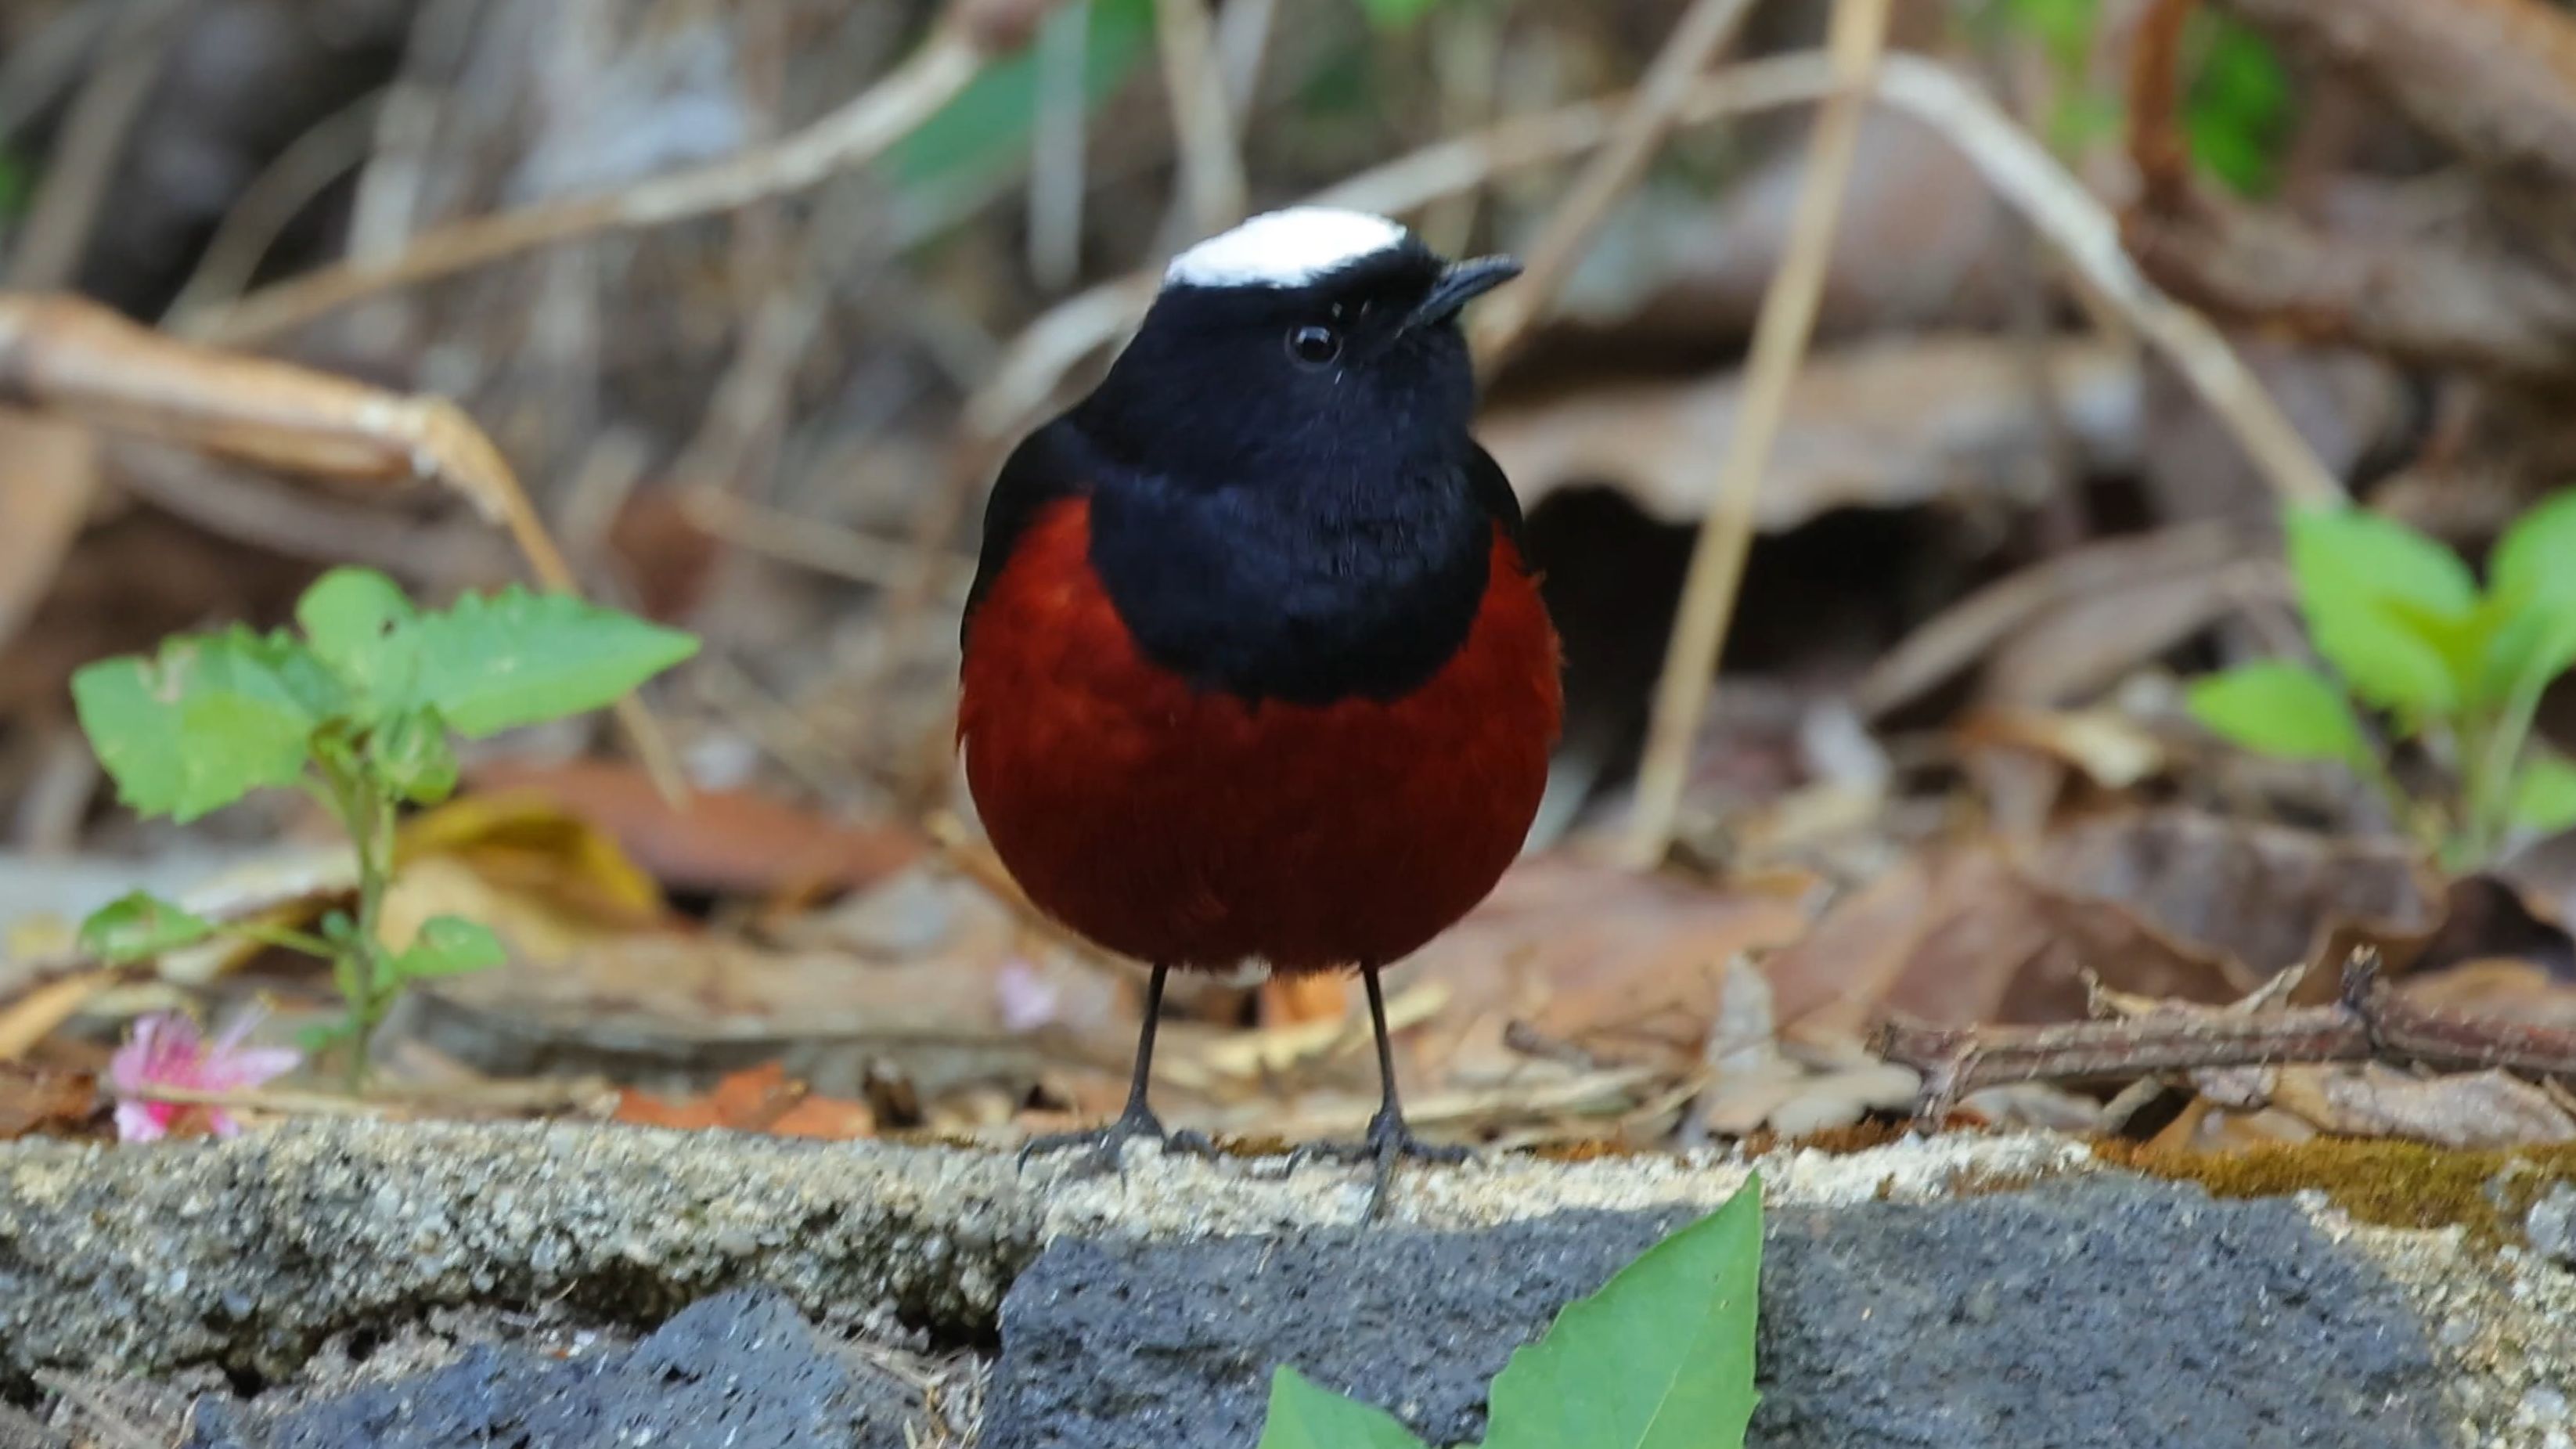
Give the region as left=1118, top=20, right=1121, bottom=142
left=959, top=498, right=1561, bottom=973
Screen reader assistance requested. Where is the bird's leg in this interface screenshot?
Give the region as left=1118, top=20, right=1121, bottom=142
left=1018, top=964, right=1216, bottom=1173
left=1295, top=964, right=1472, bottom=1217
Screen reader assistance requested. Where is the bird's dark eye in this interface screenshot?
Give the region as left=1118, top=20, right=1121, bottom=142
left=1287, top=323, right=1341, bottom=366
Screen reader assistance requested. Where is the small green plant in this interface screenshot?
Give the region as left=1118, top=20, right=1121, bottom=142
left=2188, top=498, right=2576, bottom=868
left=1258, top=1177, right=1763, bottom=1448
left=71, top=568, right=697, bottom=1080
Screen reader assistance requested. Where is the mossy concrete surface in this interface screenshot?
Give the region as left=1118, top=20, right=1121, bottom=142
left=0, top=1121, right=2571, bottom=1445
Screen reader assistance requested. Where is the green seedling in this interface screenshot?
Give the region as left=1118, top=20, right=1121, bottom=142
left=1259, top=1178, right=1763, bottom=1449
left=2188, top=497, right=2576, bottom=869
left=1978, top=0, right=2291, bottom=192
left=71, top=568, right=697, bottom=1082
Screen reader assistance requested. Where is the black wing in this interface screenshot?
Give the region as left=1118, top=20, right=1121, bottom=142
left=962, top=416, right=1092, bottom=649
left=1466, top=440, right=1529, bottom=557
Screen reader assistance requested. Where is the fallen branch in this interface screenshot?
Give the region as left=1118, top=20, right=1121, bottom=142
left=1878, top=954, right=2576, bottom=1121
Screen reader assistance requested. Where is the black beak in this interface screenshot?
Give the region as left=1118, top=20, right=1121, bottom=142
left=1404, top=254, right=1521, bottom=331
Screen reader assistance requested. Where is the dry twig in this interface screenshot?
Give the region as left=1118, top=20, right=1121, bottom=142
left=1623, top=0, right=1893, bottom=869
left=1880, top=954, right=2576, bottom=1122
left=1468, top=0, right=1760, bottom=369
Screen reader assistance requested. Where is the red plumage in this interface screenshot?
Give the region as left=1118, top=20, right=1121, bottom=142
left=959, top=496, right=1562, bottom=974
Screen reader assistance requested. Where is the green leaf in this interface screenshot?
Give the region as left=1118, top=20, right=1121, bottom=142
left=2287, top=505, right=2477, bottom=715
left=77, top=891, right=215, bottom=963
left=1256, top=1367, right=1426, bottom=1449
left=297, top=566, right=421, bottom=713
left=889, top=0, right=1155, bottom=194
left=2184, top=17, right=2292, bottom=196
left=2491, top=490, right=2576, bottom=604
left=2481, top=491, right=2576, bottom=703
left=1479, top=1180, right=1764, bottom=1449
left=2510, top=754, right=2576, bottom=834
left=405, top=587, right=697, bottom=737
left=72, top=626, right=340, bottom=822
left=2185, top=663, right=2371, bottom=765
left=390, top=916, right=506, bottom=979
left=368, top=705, right=459, bottom=806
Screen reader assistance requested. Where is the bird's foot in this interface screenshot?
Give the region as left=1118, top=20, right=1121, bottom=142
left=1292, top=1106, right=1475, bottom=1218
left=1018, top=1103, right=1217, bottom=1177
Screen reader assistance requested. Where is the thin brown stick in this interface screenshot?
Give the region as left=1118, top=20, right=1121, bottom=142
left=1153, top=0, right=1246, bottom=238
left=0, top=294, right=689, bottom=800
left=1623, top=0, right=1893, bottom=869
left=183, top=23, right=996, bottom=346
left=1879, top=956, right=2576, bottom=1120
left=1468, top=0, right=1759, bottom=369
left=2125, top=0, right=2199, bottom=211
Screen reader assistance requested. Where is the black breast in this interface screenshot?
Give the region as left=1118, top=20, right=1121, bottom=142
left=1086, top=455, right=1493, bottom=706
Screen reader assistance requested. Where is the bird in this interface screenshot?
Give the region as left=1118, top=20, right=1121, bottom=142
left=957, top=206, right=1562, bottom=1212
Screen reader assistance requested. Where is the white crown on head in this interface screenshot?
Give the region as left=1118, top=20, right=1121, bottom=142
left=1164, top=207, right=1411, bottom=290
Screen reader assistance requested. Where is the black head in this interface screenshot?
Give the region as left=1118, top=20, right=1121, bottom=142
left=1071, top=208, right=1519, bottom=487
left=969, top=209, right=1526, bottom=705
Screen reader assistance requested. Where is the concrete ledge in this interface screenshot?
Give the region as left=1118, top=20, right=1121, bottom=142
left=2, top=1121, right=2570, bottom=1446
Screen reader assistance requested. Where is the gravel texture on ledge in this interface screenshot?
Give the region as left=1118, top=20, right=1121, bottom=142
left=0, top=1119, right=2076, bottom=1380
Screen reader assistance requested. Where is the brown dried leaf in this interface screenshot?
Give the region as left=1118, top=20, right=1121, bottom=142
left=1407, top=858, right=1813, bottom=1081
left=1769, top=809, right=2444, bottom=1037
left=0, top=1064, right=97, bottom=1141
left=614, top=1062, right=875, bottom=1140
left=463, top=759, right=921, bottom=898
left=1479, top=335, right=2138, bottom=532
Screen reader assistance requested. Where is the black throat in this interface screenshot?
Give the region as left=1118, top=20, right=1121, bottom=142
left=1079, top=416, right=1493, bottom=708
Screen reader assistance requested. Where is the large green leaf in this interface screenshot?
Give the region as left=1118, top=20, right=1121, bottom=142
left=1479, top=1181, right=1763, bottom=1449
left=2481, top=491, right=2576, bottom=704
left=2488, top=489, right=2576, bottom=604
left=2185, top=663, right=2369, bottom=766
left=2287, top=505, right=2477, bottom=715
left=1256, top=1367, right=1427, bottom=1449
left=72, top=627, right=340, bottom=822
left=404, top=586, right=697, bottom=738
left=2510, top=754, right=2576, bottom=834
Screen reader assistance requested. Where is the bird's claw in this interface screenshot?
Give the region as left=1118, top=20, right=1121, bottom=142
left=1291, top=1107, right=1475, bottom=1218
left=1018, top=1105, right=1219, bottom=1177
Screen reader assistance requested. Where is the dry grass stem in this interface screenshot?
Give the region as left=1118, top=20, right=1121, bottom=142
left=1153, top=0, right=1247, bottom=239
left=1468, top=0, right=1760, bottom=369
left=1623, top=0, right=1893, bottom=869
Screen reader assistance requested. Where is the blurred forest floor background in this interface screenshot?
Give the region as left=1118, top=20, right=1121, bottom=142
left=8, top=0, right=2576, bottom=1162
